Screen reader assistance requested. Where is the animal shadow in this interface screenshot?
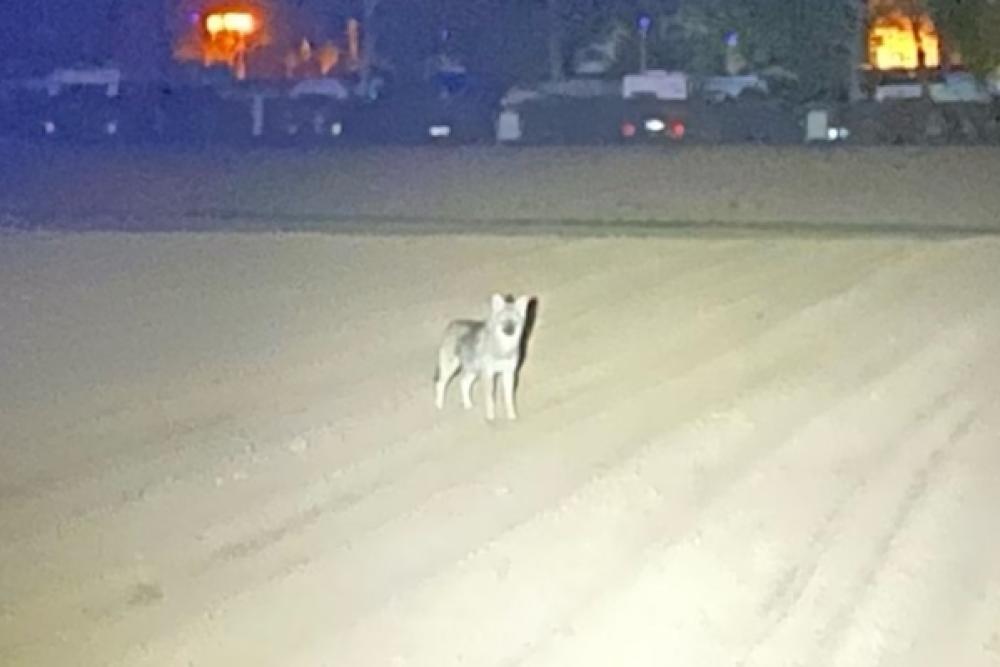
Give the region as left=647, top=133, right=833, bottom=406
left=516, top=296, right=540, bottom=392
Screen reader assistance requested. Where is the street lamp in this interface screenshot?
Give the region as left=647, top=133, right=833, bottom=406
left=637, top=14, right=652, bottom=72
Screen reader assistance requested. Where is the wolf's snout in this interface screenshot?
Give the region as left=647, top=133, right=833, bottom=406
left=502, top=322, right=517, bottom=336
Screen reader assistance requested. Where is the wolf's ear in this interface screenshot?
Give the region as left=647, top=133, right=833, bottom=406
left=514, top=295, right=530, bottom=317
left=491, top=293, right=506, bottom=313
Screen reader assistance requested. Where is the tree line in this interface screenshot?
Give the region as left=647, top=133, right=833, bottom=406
left=366, top=0, right=999, bottom=100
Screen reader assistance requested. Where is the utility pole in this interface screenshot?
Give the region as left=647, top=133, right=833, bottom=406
left=360, top=0, right=379, bottom=94
left=547, top=0, right=563, bottom=82
left=848, top=0, right=867, bottom=101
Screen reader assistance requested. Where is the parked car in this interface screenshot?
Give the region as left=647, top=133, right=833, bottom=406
left=268, top=79, right=353, bottom=143
left=929, top=71, right=992, bottom=103
left=348, top=79, right=498, bottom=145
left=701, top=74, right=770, bottom=103
left=33, top=67, right=124, bottom=141
left=873, top=70, right=930, bottom=102
left=622, top=70, right=689, bottom=101
left=39, top=87, right=123, bottom=141
left=620, top=100, right=688, bottom=142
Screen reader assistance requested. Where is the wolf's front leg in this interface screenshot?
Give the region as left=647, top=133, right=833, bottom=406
left=501, top=369, right=518, bottom=420
left=460, top=372, right=477, bottom=410
left=483, top=370, right=497, bottom=421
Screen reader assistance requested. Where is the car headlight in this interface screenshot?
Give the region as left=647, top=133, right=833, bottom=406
left=429, top=124, right=452, bottom=138
left=43, top=121, right=56, bottom=135
left=330, top=121, right=343, bottom=137
left=644, top=118, right=666, bottom=133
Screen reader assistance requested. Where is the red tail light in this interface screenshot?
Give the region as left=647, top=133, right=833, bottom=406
left=621, top=122, right=637, bottom=138
left=670, top=120, right=686, bottom=139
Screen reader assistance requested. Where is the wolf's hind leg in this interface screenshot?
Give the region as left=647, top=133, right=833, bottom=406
left=459, top=371, right=477, bottom=410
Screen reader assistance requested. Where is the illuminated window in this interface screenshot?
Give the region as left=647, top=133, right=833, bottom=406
left=205, top=11, right=256, bottom=36
left=869, top=14, right=940, bottom=70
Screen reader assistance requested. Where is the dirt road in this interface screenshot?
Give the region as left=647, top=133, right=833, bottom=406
left=2, top=229, right=999, bottom=666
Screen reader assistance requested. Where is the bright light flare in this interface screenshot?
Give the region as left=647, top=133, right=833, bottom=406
left=205, top=11, right=256, bottom=36
left=869, top=15, right=939, bottom=70
left=826, top=126, right=850, bottom=142
left=644, top=118, right=666, bottom=133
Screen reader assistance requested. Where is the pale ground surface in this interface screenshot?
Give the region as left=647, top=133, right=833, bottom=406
left=1, top=231, right=999, bottom=667
left=1, top=147, right=1000, bottom=666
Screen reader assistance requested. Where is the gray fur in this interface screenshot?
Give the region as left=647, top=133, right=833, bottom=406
left=434, top=293, right=530, bottom=420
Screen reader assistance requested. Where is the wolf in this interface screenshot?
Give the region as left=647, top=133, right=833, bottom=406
left=434, top=293, right=531, bottom=421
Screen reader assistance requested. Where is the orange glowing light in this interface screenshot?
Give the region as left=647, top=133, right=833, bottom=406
left=205, top=11, right=256, bottom=36
left=869, top=14, right=940, bottom=70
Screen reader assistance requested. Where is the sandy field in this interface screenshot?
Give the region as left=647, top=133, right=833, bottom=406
left=1, top=146, right=1000, bottom=666
left=2, top=144, right=1000, bottom=232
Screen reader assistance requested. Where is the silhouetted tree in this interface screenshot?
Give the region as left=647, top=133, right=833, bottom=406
left=927, top=0, right=1000, bottom=75
left=676, top=0, right=857, bottom=100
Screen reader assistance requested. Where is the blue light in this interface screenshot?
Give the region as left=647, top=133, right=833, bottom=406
left=637, top=14, right=652, bottom=32
left=724, top=31, right=739, bottom=47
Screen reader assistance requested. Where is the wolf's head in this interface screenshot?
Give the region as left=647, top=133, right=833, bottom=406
left=489, top=293, right=530, bottom=348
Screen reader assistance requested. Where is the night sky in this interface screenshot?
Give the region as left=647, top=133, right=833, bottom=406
left=0, top=1, right=168, bottom=75
left=0, top=0, right=520, bottom=80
